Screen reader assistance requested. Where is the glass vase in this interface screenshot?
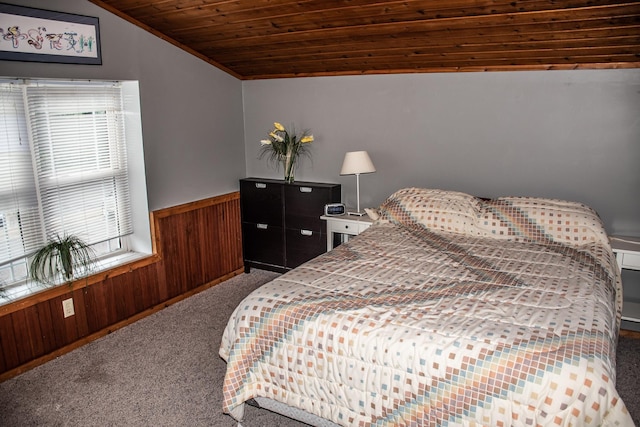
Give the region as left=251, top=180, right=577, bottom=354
left=283, top=149, right=296, bottom=183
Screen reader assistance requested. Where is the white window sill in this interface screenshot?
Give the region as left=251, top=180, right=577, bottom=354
left=0, top=251, right=149, bottom=306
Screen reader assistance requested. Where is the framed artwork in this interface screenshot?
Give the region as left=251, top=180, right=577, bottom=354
left=0, top=3, right=101, bottom=65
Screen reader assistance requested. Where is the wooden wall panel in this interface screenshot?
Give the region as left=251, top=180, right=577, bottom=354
left=196, top=199, right=242, bottom=285
left=48, top=295, right=76, bottom=349
left=23, top=305, right=45, bottom=359
left=112, top=276, right=132, bottom=323
left=0, top=192, right=243, bottom=380
left=0, top=315, right=18, bottom=371
left=157, top=211, right=197, bottom=298
left=35, top=302, right=56, bottom=357
left=156, top=192, right=243, bottom=301
left=72, top=288, right=90, bottom=339
left=132, top=263, right=164, bottom=311
left=84, top=282, right=109, bottom=333
left=10, top=310, right=33, bottom=366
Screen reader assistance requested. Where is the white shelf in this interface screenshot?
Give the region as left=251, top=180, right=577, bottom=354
left=611, top=235, right=640, bottom=271
left=622, top=300, right=640, bottom=323
left=611, top=235, right=640, bottom=325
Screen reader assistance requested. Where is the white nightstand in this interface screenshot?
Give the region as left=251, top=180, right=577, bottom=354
left=611, top=236, right=640, bottom=323
left=321, top=214, right=374, bottom=251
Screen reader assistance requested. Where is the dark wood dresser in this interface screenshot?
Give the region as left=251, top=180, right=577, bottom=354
left=240, top=178, right=341, bottom=273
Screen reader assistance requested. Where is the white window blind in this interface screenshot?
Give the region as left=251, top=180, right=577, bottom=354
left=0, top=83, right=41, bottom=268
left=0, top=80, right=133, bottom=285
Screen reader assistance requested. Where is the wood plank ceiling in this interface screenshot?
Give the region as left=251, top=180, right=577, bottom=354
left=90, top=0, right=640, bottom=80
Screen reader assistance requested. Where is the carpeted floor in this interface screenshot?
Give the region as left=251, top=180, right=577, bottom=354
left=0, top=270, right=638, bottom=426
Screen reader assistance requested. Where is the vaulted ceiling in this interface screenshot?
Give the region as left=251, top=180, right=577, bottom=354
left=90, top=0, right=640, bottom=80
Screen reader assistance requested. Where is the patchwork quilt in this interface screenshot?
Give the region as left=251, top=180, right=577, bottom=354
left=220, top=189, right=633, bottom=426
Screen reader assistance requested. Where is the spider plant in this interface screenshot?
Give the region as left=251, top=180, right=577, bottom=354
left=29, top=233, right=96, bottom=286
left=0, top=280, right=8, bottom=301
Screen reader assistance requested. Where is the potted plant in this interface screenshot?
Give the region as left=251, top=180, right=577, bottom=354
left=29, top=233, right=96, bottom=286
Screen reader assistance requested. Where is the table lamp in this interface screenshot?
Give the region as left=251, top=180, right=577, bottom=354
left=340, top=151, right=376, bottom=216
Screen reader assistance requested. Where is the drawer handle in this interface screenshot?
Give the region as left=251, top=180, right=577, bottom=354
left=255, top=183, right=267, bottom=189
left=256, top=223, right=268, bottom=229
left=299, top=186, right=312, bottom=193
left=300, top=229, right=313, bottom=236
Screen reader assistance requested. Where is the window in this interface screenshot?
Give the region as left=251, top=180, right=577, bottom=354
left=0, top=79, right=148, bottom=300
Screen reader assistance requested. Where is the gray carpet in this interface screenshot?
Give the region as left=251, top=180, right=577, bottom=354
left=0, top=270, right=638, bottom=426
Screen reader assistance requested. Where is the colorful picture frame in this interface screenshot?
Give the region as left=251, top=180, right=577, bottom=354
left=0, top=3, right=101, bottom=65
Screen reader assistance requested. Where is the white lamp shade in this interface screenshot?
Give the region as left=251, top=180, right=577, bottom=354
left=340, top=151, right=376, bottom=175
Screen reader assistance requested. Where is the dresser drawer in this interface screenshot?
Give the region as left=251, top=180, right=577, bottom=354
left=242, top=223, right=284, bottom=267
left=285, top=184, right=340, bottom=217
left=240, top=179, right=283, bottom=226
left=284, top=183, right=339, bottom=233
left=285, top=216, right=323, bottom=233
left=285, top=185, right=332, bottom=216
left=328, top=218, right=371, bottom=235
left=285, top=228, right=326, bottom=268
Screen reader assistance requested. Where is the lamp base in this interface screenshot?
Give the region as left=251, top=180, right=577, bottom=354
left=347, top=210, right=366, bottom=216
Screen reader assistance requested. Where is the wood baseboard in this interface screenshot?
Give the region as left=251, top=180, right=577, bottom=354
left=620, top=329, right=640, bottom=339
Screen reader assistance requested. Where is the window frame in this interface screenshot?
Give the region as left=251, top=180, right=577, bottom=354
left=0, top=78, right=151, bottom=303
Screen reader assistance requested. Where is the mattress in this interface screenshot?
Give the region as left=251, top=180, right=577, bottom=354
left=220, top=189, right=633, bottom=426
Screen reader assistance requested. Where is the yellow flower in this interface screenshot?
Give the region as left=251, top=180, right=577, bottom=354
left=269, top=132, right=284, bottom=142
left=300, top=135, right=314, bottom=143
left=274, top=122, right=285, bottom=132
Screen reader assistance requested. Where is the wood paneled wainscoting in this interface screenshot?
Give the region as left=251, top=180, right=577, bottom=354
left=0, top=192, right=243, bottom=381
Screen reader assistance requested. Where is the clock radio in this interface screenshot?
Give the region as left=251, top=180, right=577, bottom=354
left=324, top=203, right=346, bottom=216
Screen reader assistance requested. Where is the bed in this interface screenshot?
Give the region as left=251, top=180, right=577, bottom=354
left=220, top=188, right=634, bottom=426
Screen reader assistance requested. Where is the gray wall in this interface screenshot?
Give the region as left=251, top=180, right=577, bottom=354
left=1, top=0, right=245, bottom=211
left=243, top=71, right=640, bottom=236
